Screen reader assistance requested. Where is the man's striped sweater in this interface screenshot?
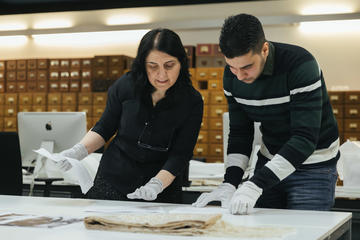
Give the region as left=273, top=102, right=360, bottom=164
left=223, top=41, right=340, bottom=190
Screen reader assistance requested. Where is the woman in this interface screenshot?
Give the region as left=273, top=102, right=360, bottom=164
left=58, top=28, right=203, bottom=203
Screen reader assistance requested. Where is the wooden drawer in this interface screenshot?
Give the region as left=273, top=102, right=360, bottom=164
left=49, top=59, right=60, bottom=69
left=189, top=68, right=196, bottom=81
left=49, top=70, right=59, bottom=81
left=344, top=105, right=360, bottom=118
left=17, top=71, right=27, bottom=81
left=184, top=45, right=195, bottom=58
left=0, top=71, right=4, bottom=81
left=70, top=59, right=81, bottom=69
left=4, top=117, right=16, bottom=129
left=78, top=105, right=93, bottom=117
left=92, top=105, right=105, bottom=117
left=62, top=93, right=77, bottom=105
left=69, top=80, right=80, bottom=92
left=27, top=70, right=37, bottom=81
left=93, top=56, right=108, bottom=68
left=343, top=132, right=360, bottom=142
left=6, top=71, right=16, bottom=81
left=200, top=117, right=208, bottom=130
left=86, top=117, right=93, bottom=130
left=213, top=57, right=226, bottom=68
left=0, top=118, right=3, bottom=131
left=193, top=143, right=208, bottom=156
left=198, top=90, right=209, bottom=104
left=70, top=69, right=80, bottom=80
left=206, top=157, right=223, bottom=163
left=78, top=92, right=93, bottom=105
left=37, top=59, right=48, bottom=69
left=209, top=105, right=227, bottom=118
left=196, top=56, right=214, bottom=68
left=344, top=119, right=360, bottom=132
left=197, top=130, right=208, bottom=143
left=37, top=81, right=48, bottom=92
left=0, top=61, right=5, bottom=71
left=47, top=93, right=62, bottom=105
left=109, top=55, right=125, bottom=67
left=60, top=59, right=70, bottom=69
left=18, top=105, right=32, bottom=112
left=203, top=105, right=208, bottom=117
left=32, top=105, right=46, bottom=112
left=27, top=59, right=37, bottom=70
left=49, top=81, right=60, bottom=92
left=60, top=71, right=70, bottom=80
left=59, top=80, right=69, bottom=92
left=208, top=130, right=223, bottom=143
left=212, top=44, right=222, bottom=56
left=81, top=59, right=92, bottom=69
left=17, top=82, right=27, bottom=92
left=196, top=43, right=213, bottom=56
left=345, top=91, right=360, bottom=104
left=47, top=105, right=61, bottom=112
left=6, top=83, right=16, bottom=92
left=208, top=118, right=223, bottom=130
left=17, top=60, right=27, bottom=70
left=28, top=82, right=38, bottom=92
left=208, top=79, right=222, bottom=91
left=19, top=93, right=33, bottom=105
left=0, top=106, right=3, bottom=116
left=6, top=60, right=16, bottom=71
left=208, top=68, right=222, bottom=80
left=336, top=118, right=343, bottom=132
left=208, top=143, right=223, bottom=157
left=81, top=80, right=92, bottom=92
left=93, top=67, right=108, bottom=79
left=93, top=93, right=107, bottom=105
left=61, top=105, right=77, bottom=112
left=0, top=82, right=4, bottom=93
left=109, top=67, right=123, bottom=80
left=328, top=91, right=345, bottom=104
left=195, top=68, right=209, bottom=81
left=210, top=91, right=226, bottom=105
left=4, top=106, right=17, bottom=117
left=37, top=70, right=48, bottom=81
left=4, top=93, right=17, bottom=105
left=33, top=93, right=47, bottom=105
left=0, top=94, right=4, bottom=105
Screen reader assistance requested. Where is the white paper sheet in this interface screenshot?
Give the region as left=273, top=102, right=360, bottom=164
left=34, top=148, right=93, bottom=193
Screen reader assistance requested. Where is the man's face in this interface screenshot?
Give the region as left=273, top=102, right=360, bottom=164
left=225, top=42, right=269, bottom=84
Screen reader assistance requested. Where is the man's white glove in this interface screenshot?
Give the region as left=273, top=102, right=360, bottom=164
left=55, top=143, right=88, bottom=171
left=127, top=177, right=163, bottom=201
left=229, top=181, right=262, bottom=215
left=192, top=183, right=236, bottom=208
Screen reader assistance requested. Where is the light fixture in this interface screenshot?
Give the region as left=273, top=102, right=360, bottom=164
left=33, top=19, right=73, bottom=29
left=0, top=23, right=27, bottom=31
left=106, top=15, right=150, bottom=25
left=0, top=35, right=28, bottom=46
left=301, top=4, right=354, bottom=15
left=299, top=19, right=360, bottom=34
left=32, top=29, right=149, bottom=47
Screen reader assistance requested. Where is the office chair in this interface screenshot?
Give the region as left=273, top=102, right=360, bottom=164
left=0, top=132, right=23, bottom=195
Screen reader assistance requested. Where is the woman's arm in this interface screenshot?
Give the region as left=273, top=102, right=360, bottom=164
left=154, top=169, right=175, bottom=189
left=80, top=130, right=106, bottom=154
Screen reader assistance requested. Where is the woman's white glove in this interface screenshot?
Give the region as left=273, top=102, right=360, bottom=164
left=127, top=177, right=163, bottom=201
left=55, top=143, right=88, bottom=171
left=229, top=181, right=262, bottom=215
left=192, top=183, right=236, bottom=208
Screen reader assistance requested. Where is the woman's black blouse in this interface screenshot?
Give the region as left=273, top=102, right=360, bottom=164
left=91, top=72, right=203, bottom=194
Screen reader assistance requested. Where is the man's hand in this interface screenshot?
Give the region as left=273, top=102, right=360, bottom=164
left=229, top=181, right=262, bottom=215
left=127, top=177, right=163, bottom=201
left=192, top=183, right=236, bottom=208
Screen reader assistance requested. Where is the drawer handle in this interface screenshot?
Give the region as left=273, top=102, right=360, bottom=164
left=196, top=148, right=204, bottom=153
left=211, top=72, right=218, bottom=77
left=349, top=95, right=358, bottom=101
left=215, top=96, right=223, bottom=102
left=349, top=123, right=358, bottom=129
left=349, top=109, right=358, bottom=115
left=215, top=109, right=223, bottom=115
left=215, top=135, right=222, bottom=140
left=200, top=72, right=206, bottom=77
left=7, top=121, right=13, bottom=127
left=198, top=135, right=203, bottom=140
left=211, top=83, right=218, bottom=88
left=215, top=148, right=222, bottom=153
left=200, top=46, right=209, bottom=52
left=330, top=95, right=339, bottom=101
left=8, top=109, right=14, bottom=114
left=333, top=109, right=338, bottom=114
left=348, top=137, right=358, bottom=141
left=215, top=122, right=222, bottom=127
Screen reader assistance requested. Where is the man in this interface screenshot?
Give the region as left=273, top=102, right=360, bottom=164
left=193, top=14, right=339, bottom=215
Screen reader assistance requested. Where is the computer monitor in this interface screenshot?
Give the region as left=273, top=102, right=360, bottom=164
left=17, top=112, right=87, bottom=167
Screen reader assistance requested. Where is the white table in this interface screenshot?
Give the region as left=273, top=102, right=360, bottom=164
left=0, top=195, right=351, bottom=240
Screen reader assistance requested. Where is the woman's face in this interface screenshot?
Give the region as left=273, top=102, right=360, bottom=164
left=145, top=50, right=181, bottom=93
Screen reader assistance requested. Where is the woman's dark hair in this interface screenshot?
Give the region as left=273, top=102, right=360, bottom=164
left=131, top=28, right=191, bottom=97
left=219, top=14, right=266, bottom=58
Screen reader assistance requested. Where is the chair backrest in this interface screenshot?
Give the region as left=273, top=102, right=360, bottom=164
left=223, top=112, right=262, bottom=170
left=0, top=132, right=23, bottom=195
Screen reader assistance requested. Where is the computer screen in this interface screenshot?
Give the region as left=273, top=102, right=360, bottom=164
left=17, top=112, right=87, bottom=167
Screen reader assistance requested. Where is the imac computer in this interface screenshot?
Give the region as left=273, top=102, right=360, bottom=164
left=17, top=112, right=87, bottom=168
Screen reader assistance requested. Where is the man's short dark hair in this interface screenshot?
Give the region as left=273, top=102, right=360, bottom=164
left=219, top=14, right=266, bottom=58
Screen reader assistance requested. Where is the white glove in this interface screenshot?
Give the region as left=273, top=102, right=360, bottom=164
left=229, top=181, right=262, bottom=215
left=192, top=183, right=236, bottom=208
left=56, top=143, right=88, bottom=171
left=127, top=177, right=163, bottom=201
